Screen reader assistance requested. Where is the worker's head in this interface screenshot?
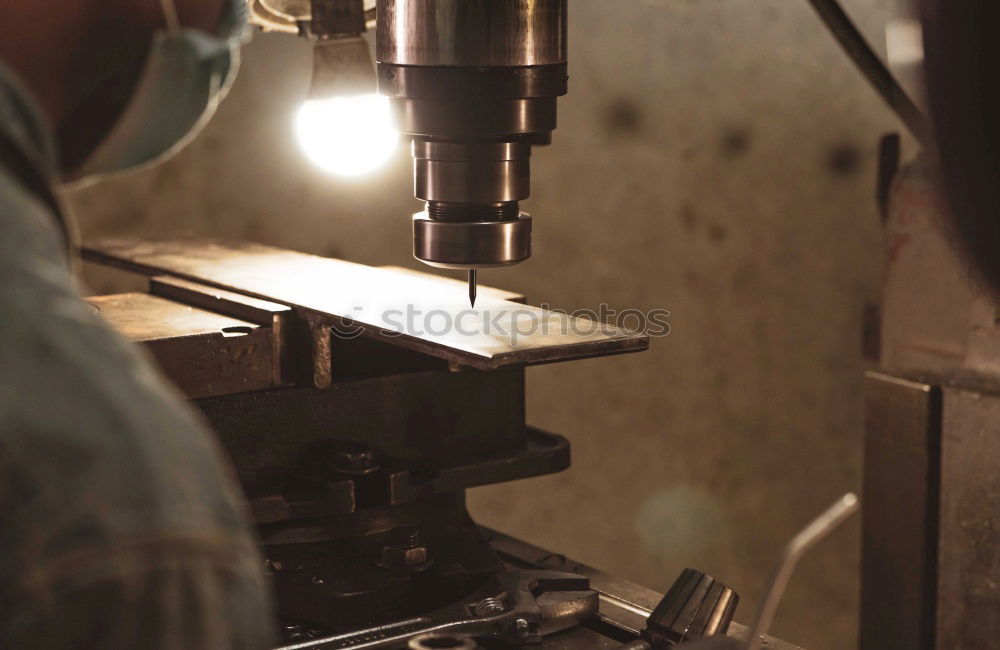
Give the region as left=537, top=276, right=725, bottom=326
left=0, top=0, right=248, bottom=180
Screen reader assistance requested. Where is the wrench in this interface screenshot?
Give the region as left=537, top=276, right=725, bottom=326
left=277, top=570, right=600, bottom=650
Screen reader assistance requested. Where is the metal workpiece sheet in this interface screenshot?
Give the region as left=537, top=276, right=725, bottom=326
left=83, top=239, right=649, bottom=370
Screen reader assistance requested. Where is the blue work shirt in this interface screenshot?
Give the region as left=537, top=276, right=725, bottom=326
left=0, top=63, right=274, bottom=648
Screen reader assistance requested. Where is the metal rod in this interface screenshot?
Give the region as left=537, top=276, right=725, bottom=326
left=744, top=493, right=860, bottom=650
left=805, top=0, right=931, bottom=147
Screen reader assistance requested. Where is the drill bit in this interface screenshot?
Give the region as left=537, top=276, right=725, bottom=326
left=468, top=269, right=477, bottom=307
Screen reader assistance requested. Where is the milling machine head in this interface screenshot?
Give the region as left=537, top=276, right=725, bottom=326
left=376, top=0, right=568, bottom=274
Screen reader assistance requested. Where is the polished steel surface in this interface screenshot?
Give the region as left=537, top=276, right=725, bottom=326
left=413, top=140, right=530, bottom=162
left=83, top=239, right=648, bottom=370
left=415, top=141, right=531, bottom=204
left=376, top=0, right=566, bottom=275
left=416, top=160, right=529, bottom=203
left=413, top=215, right=532, bottom=269
left=393, top=98, right=557, bottom=138
left=376, top=0, right=567, bottom=66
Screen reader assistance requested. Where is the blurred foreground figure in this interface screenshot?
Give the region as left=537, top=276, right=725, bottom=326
left=0, top=0, right=273, bottom=647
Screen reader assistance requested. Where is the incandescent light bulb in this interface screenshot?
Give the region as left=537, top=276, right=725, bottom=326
left=295, top=93, right=398, bottom=177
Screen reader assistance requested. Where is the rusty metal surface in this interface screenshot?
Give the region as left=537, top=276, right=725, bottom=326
left=487, top=530, right=805, bottom=650
left=938, top=381, right=1000, bottom=648
left=149, top=275, right=293, bottom=324
left=87, top=292, right=260, bottom=342
left=864, top=370, right=1000, bottom=650
left=150, top=275, right=294, bottom=386
left=82, top=239, right=649, bottom=370
left=308, top=321, right=333, bottom=389
left=861, top=371, right=939, bottom=650
left=87, top=292, right=278, bottom=399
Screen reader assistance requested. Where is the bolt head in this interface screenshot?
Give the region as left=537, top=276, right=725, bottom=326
left=509, top=618, right=531, bottom=639
left=381, top=544, right=430, bottom=569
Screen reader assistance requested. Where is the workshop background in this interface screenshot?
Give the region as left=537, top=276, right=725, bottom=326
left=67, top=1, right=913, bottom=648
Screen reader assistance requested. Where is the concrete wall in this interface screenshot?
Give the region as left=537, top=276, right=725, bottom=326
left=67, top=2, right=913, bottom=647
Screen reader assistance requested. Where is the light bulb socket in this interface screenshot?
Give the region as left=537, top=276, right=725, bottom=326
left=306, top=0, right=366, bottom=37
left=309, top=36, right=377, bottom=99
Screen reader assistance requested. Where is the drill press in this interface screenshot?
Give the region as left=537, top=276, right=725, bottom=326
left=249, top=0, right=567, bottom=304
left=79, top=2, right=810, bottom=647
left=376, top=0, right=568, bottom=304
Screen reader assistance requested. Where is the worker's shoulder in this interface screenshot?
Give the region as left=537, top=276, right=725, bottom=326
left=0, top=266, right=233, bottom=472
left=0, top=288, right=254, bottom=569
left=0, top=185, right=248, bottom=540
left=0, top=162, right=66, bottom=276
